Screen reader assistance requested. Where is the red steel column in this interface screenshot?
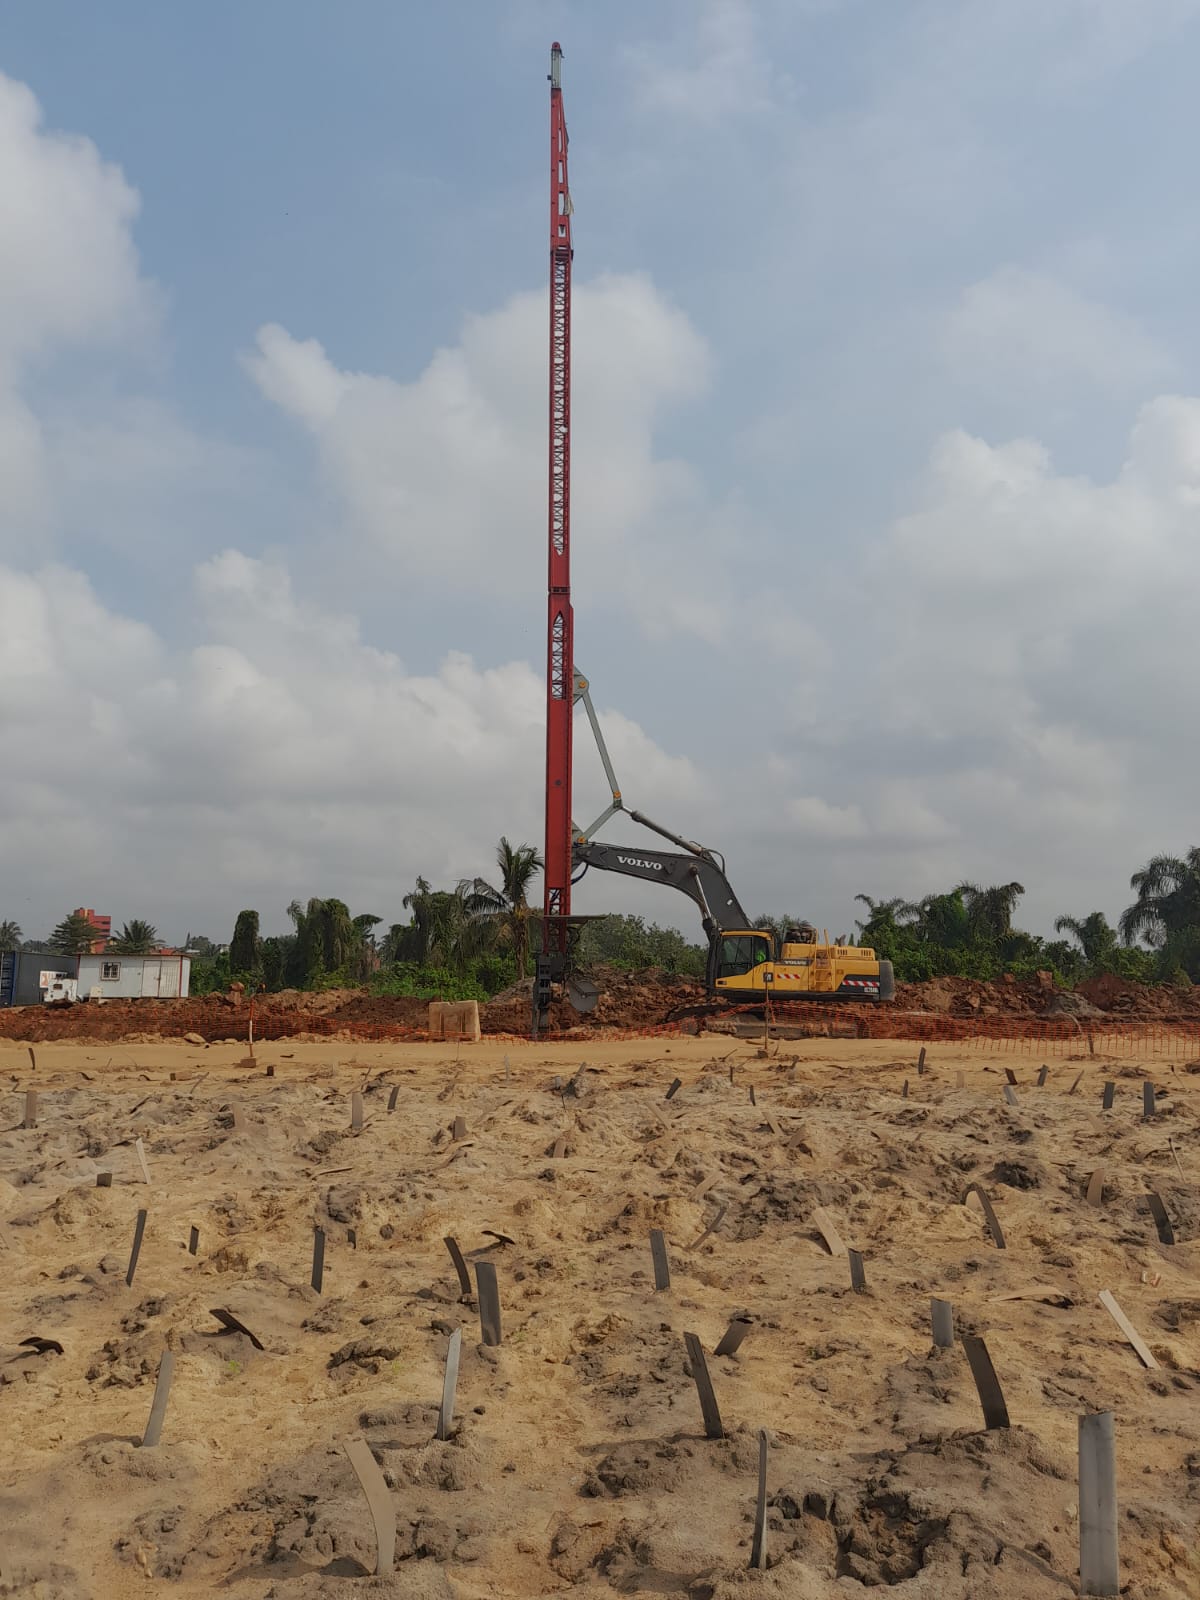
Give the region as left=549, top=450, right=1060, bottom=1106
left=543, top=41, right=574, bottom=955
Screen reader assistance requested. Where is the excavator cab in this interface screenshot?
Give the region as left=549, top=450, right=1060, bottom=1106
left=708, top=929, right=774, bottom=986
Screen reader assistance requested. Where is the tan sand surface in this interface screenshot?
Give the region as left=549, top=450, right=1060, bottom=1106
left=1, top=1035, right=1197, bottom=1597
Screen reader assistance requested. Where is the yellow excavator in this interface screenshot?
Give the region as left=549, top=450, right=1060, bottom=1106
left=564, top=673, right=894, bottom=1007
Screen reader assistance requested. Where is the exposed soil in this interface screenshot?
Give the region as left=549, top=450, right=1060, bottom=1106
left=2, top=968, right=1200, bottom=1046
left=1, top=1033, right=1196, bottom=1598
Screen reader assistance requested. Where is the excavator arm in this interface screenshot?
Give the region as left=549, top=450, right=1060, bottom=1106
left=571, top=839, right=751, bottom=940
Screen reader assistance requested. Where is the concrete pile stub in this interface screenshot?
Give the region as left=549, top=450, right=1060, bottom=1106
left=428, top=1000, right=482, bottom=1042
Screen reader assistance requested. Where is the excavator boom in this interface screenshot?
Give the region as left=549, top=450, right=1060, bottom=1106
left=572, top=839, right=750, bottom=938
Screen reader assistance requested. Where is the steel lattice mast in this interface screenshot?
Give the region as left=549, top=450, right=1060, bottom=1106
left=541, top=41, right=574, bottom=968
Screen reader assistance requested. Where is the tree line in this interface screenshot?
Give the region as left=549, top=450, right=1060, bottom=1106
left=0, top=914, right=162, bottom=956
left=6, top=845, right=1200, bottom=995
left=853, top=849, right=1200, bottom=985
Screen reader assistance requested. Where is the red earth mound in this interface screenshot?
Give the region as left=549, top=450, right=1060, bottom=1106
left=2, top=966, right=1198, bottom=1042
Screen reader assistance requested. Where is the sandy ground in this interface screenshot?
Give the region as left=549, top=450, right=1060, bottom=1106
left=1, top=1033, right=1197, bottom=1599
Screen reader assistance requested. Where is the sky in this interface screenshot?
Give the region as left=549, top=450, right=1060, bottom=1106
left=3, top=0, right=1200, bottom=947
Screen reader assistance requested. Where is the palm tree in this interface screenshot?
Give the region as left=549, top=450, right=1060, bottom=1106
left=0, top=920, right=21, bottom=952
left=460, top=837, right=544, bottom=977
left=853, top=895, right=917, bottom=940
left=956, top=882, right=1026, bottom=943
left=287, top=897, right=359, bottom=981
left=1054, top=912, right=1119, bottom=968
left=111, top=919, right=160, bottom=955
left=399, top=877, right=470, bottom=969
left=910, top=890, right=971, bottom=948
left=1120, top=849, right=1200, bottom=948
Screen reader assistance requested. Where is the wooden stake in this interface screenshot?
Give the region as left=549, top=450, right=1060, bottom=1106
left=749, top=1428, right=769, bottom=1570
left=140, top=1349, right=175, bottom=1448
left=931, top=1298, right=954, bottom=1348
left=343, top=1436, right=396, bottom=1575
left=683, top=1332, right=724, bottom=1439
left=650, top=1228, right=671, bottom=1290
left=475, top=1260, right=502, bottom=1346
left=1097, top=1289, right=1158, bottom=1369
left=126, top=1209, right=148, bottom=1287
left=437, top=1327, right=462, bottom=1441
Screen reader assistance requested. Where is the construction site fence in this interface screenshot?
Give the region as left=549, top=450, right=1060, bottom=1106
left=205, top=1010, right=1200, bottom=1056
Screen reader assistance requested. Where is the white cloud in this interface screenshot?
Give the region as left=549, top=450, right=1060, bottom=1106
left=243, top=273, right=733, bottom=642
left=626, top=0, right=797, bottom=123
left=0, top=552, right=703, bottom=938
left=786, top=794, right=868, bottom=840
left=0, top=72, right=154, bottom=364
left=943, top=267, right=1169, bottom=393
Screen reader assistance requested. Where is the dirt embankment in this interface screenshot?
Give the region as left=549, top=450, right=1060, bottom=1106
left=2, top=967, right=1199, bottom=1043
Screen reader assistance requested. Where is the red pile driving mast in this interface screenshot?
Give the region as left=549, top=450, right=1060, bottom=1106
left=538, top=41, right=574, bottom=1028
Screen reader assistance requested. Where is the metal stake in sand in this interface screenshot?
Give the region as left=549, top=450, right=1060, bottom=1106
left=650, top=1228, right=671, bottom=1291
left=750, top=1428, right=769, bottom=1570
left=1142, top=1083, right=1155, bottom=1122
left=387, top=1085, right=399, bottom=1112
left=311, top=1225, right=326, bottom=1294
left=1078, top=1411, right=1119, bottom=1597
left=683, top=1332, right=724, bottom=1439
left=475, top=1260, right=502, bottom=1346
left=931, top=1298, right=954, bottom=1348
left=714, top=1317, right=753, bottom=1357
left=343, top=1436, right=396, bottom=1575
left=917, top=1047, right=926, bottom=1075
left=140, top=1349, right=175, bottom=1447
left=1101, top=1082, right=1115, bottom=1111
left=1003, top=1085, right=1019, bottom=1107
left=1037, top=1064, right=1049, bottom=1087
left=21, top=1090, right=37, bottom=1129
left=188, top=1226, right=199, bottom=1256
left=351, top=1091, right=364, bottom=1132
left=962, top=1183, right=1006, bottom=1249
left=665, top=1077, right=682, bottom=1101
left=126, top=1208, right=148, bottom=1287
left=1146, top=1191, right=1175, bottom=1246
left=848, top=1249, right=867, bottom=1293
left=437, top=1327, right=462, bottom=1441
left=443, top=1235, right=473, bottom=1300
left=961, top=1334, right=1010, bottom=1429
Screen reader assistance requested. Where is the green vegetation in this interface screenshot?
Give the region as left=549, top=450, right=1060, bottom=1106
left=576, top=913, right=707, bottom=976
left=853, top=881, right=1158, bottom=986
left=47, top=911, right=102, bottom=955
left=12, top=843, right=1200, bottom=1002
left=110, top=919, right=160, bottom=955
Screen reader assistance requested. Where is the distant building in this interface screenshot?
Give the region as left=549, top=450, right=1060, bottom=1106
left=74, top=908, right=111, bottom=954
left=0, top=951, right=190, bottom=1007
